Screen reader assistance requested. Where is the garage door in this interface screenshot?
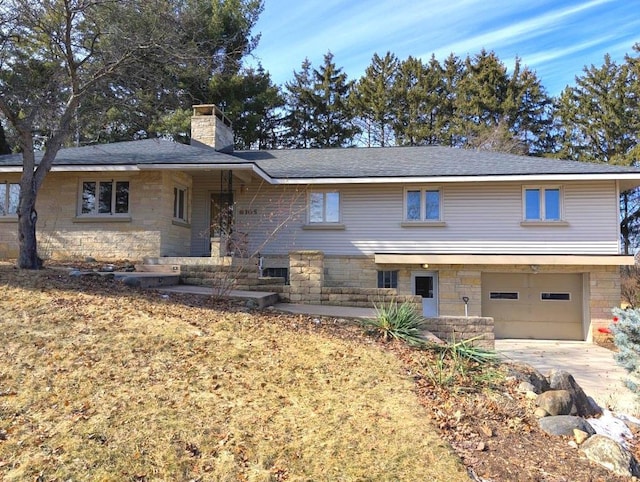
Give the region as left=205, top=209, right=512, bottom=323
left=481, top=273, right=583, bottom=340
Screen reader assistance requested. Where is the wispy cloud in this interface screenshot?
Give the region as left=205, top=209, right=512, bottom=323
left=250, top=0, right=639, bottom=95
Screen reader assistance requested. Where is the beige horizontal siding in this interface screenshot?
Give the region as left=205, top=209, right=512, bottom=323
left=231, top=180, right=620, bottom=256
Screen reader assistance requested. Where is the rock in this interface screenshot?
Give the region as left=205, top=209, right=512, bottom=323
left=534, top=407, right=549, bottom=419
left=507, top=363, right=550, bottom=393
left=538, top=415, right=596, bottom=437
left=122, top=276, right=141, bottom=288
left=568, top=440, right=579, bottom=449
left=581, top=434, right=640, bottom=477
left=100, top=264, right=115, bottom=272
left=536, top=389, right=573, bottom=416
left=525, top=391, right=538, bottom=400
left=573, top=429, right=590, bottom=445
left=517, top=381, right=536, bottom=394
left=69, top=269, right=82, bottom=277
left=547, top=369, right=602, bottom=417
left=85, top=256, right=97, bottom=263
left=476, top=441, right=486, bottom=451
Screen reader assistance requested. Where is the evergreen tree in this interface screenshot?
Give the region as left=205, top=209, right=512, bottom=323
left=392, top=56, right=433, bottom=146
left=352, top=52, right=398, bottom=146
left=556, top=46, right=640, bottom=252
left=209, top=66, right=284, bottom=149
left=310, top=52, right=359, bottom=147
left=283, top=58, right=316, bottom=148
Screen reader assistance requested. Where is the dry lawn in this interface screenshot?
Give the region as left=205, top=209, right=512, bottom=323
left=0, top=267, right=467, bottom=481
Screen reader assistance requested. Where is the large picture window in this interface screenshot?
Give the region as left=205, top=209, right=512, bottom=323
left=405, top=188, right=441, bottom=221
left=309, top=191, right=340, bottom=223
left=0, top=182, right=19, bottom=216
left=524, top=186, right=561, bottom=221
left=80, top=180, right=129, bottom=216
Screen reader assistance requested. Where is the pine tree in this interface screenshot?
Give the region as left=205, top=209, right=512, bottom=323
left=352, top=52, right=398, bottom=146
left=612, top=307, right=640, bottom=393
left=283, top=58, right=316, bottom=148
left=310, top=52, right=359, bottom=147
left=556, top=46, right=640, bottom=252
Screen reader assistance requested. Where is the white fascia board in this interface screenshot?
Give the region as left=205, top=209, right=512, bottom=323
left=0, top=165, right=142, bottom=172
left=137, top=163, right=274, bottom=183
left=268, top=172, right=640, bottom=185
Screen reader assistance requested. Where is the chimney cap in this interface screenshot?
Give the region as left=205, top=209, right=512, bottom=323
left=192, top=104, right=232, bottom=128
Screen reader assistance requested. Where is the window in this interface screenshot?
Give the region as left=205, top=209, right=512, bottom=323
left=541, top=292, right=571, bottom=301
left=173, top=186, right=188, bottom=222
left=80, top=180, right=129, bottom=216
left=309, top=191, right=340, bottom=223
left=264, top=267, right=289, bottom=284
left=524, top=187, right=561, bottom=221
left=378, top=270, right=398, bottom=289
left=490, top=292, right=519, bottom=300
left=405, top=188, right=441, bottom=221
left=0, top=182, right=19, bottom=216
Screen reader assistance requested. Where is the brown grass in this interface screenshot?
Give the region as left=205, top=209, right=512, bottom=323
left=0, top=267, right=467, bottom=481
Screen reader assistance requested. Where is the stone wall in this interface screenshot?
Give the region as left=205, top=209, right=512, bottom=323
left=0, top=171, right=194, bottom=261
left=423, top=316, right=495, bottom=349
left=289, top=250, right=324, bottom=304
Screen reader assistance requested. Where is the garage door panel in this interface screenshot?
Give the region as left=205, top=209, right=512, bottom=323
left=482, top=273, right=583, bottom=340
left=495, top=320, right=584, bottom=341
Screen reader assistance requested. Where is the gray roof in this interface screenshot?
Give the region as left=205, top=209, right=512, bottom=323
left=233, top=146, right=640, bottom=178
left=1, top=139, right=639, bottom=179
left=0, top=139, right=233, bottom=166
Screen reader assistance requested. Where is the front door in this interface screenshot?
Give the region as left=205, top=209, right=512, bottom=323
left=210, top=192, right=233, bottom=256
left=413, top=273, right=438, bottom=316
left=210, top=192, right=233, bottom=238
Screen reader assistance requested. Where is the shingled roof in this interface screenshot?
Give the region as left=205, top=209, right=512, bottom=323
left=1, top=139, right=639, bottom=181
left=232, top=146, right=640, bottom=179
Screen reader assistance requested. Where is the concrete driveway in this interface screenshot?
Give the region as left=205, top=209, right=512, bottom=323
left=496, top=339, right=639, bottom=415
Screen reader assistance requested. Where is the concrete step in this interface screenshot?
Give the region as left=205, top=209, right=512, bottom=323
left=113, top=272, right=180, bottom=288
left=157, top=285, right=279, bottom=309
left=135, top=264, right=181, bottom=273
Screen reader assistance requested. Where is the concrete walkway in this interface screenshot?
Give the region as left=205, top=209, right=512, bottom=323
left=496, top=339, right=639, bottom=415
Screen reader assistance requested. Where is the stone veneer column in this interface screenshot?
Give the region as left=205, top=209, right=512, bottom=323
left=289, top=250, right=324, bottom=304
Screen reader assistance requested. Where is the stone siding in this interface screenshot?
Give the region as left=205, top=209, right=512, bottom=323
left=423, top=316, right=495, bottom=349
left=0, top=171, right=193, bottom=261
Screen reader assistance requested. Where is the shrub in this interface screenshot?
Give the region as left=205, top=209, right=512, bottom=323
left=611, top=307, right=640, bottom=392
left=363, top=301, right=426, bottom=346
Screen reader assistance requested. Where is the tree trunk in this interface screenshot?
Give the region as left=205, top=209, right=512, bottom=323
left=17, top=179, right=42, bottom=269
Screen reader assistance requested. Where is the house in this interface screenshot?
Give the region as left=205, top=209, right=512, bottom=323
left=1, top=104, right=639, bottom=341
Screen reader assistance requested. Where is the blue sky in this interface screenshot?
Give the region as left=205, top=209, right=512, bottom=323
left=248, top=0, right=640, bottom=96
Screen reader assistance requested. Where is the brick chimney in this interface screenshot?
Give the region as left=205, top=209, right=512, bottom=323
left=190, top=104, right=234, bottom=153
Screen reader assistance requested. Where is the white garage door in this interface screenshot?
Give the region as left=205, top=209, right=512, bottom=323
left=481, top=273, right=584, bottom=340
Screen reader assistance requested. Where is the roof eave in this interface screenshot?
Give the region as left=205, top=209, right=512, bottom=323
left=266, top=172, right=640, bottom=185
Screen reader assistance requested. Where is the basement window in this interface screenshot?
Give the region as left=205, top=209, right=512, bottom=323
left=263, top=267, right=289, bottom=284
left=378, top=270, right=398, bottom=289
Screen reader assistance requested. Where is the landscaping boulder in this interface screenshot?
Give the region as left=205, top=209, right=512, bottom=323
left=538, top=415, right=595, bottom=437
left=507, top=363, right=550, bottom=394
left=581, top=434, right=640, bottom=477
left=536, top=390, right=573, bottom=416
left=122, top=276, right=142, bottom=288
left=547, top=369, right=602, bottom=417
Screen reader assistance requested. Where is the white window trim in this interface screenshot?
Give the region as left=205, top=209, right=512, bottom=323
left=403, top=187, right=443, bottom=222
left=307, top=190, right=342, bottom=224
left=0, top=181, right=19, bottom=217
left=173, top=185, right=189, bottom=223
left=522, top=185, right=564, bottom=222
left=77, top=178, right=131, bottom=217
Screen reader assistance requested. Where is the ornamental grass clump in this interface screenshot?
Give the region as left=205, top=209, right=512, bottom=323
left=611, top=307, right=640, bottom=392
left=363, top=301, right=427, bottom=346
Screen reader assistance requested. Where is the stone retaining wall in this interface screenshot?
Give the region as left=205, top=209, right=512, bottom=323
left=423, top=316, right=495, bottom=349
